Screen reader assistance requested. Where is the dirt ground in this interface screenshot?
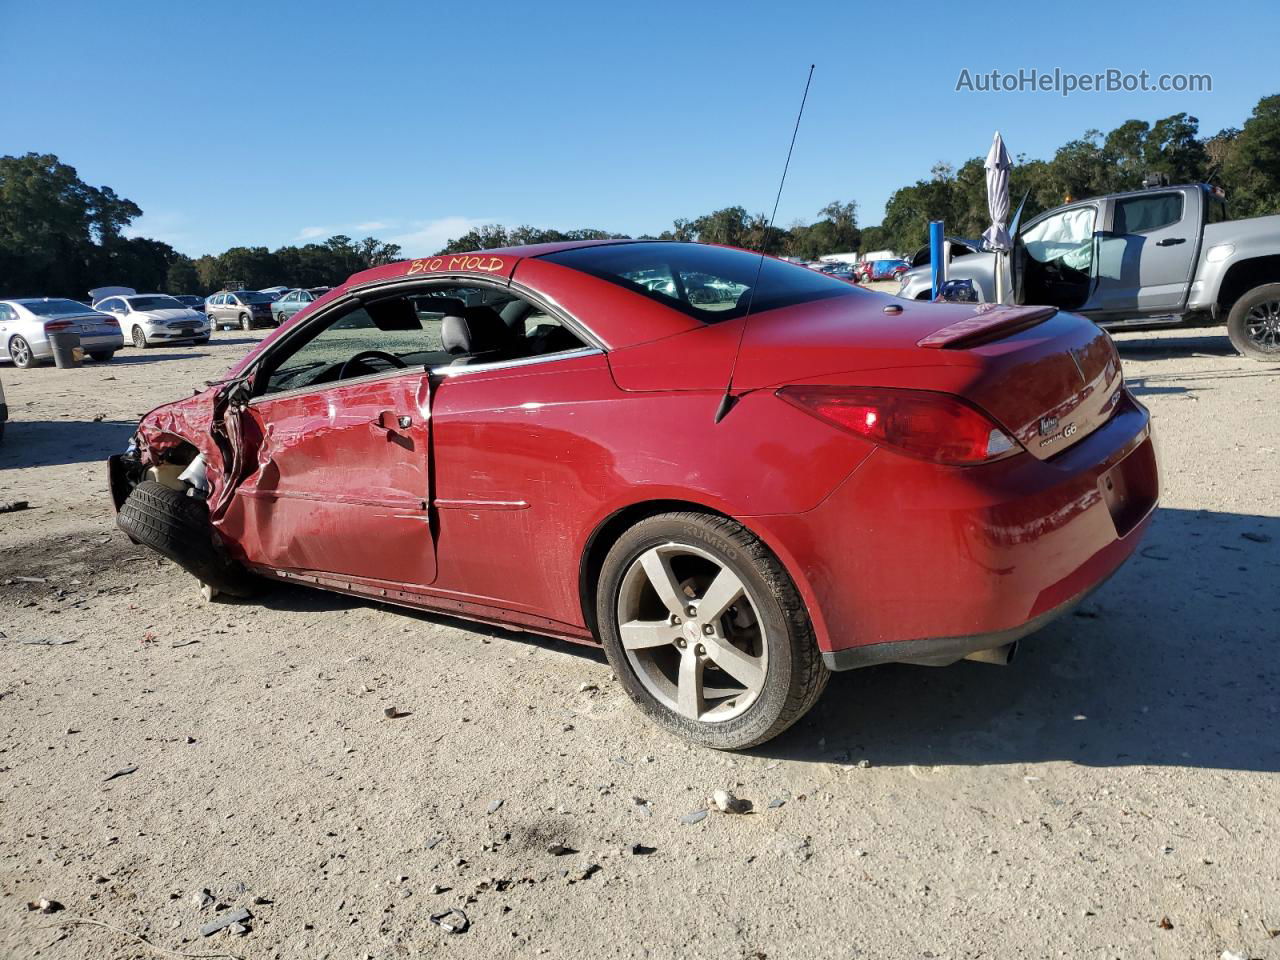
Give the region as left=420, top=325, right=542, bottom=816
left=1, top=314, right=1278, bottom=960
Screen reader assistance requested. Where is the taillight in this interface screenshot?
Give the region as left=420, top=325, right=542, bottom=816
left=778, top=385, right=1020, bottom=466
left=43, top=321, right=72, bottom=333
left=102, top=317, right=119, bottom=326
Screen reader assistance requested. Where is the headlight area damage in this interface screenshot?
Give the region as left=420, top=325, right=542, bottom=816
left=109, top=378, right=256, bottom=600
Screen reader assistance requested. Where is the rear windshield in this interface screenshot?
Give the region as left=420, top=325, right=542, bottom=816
left=540, top=242, right=861, bottom=322
left=18, top=299, right=97, bottom=317
left=129, top=295, right=185, bottom=310
left=239, top=292, right=274, bottom=304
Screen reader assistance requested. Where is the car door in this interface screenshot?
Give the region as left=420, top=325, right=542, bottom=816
left=228, top=299, right=436, bottom=586
left=1092, top=190, right=1198, bottom=316
left=1012, top=203, right=1098, bottom=312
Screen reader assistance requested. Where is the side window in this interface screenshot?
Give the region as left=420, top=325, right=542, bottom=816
left=257, top=285, right=593, bottom=396
left=1206, top=195, right=1228, bottom=225
left=1114, top=193, right=1183, bottom=233
left=99, top=298, right=122, bottom=312
left=0, top=304, right=13, bottom=322
left=260, top=297, right=447, bottom=396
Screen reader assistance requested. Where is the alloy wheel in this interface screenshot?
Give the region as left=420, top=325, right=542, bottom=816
left=9, top=336, right=32, bottom=368
left=132, top=326, right=147, bottom=349
left=240, top=314, right=251, bottom=331
left=615, top=542, right=768, bottom=723
left=1245, top=299, right=1280, bottom=352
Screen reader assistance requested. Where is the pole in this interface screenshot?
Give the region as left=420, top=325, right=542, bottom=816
left=929, top=220, right=944, bottom=300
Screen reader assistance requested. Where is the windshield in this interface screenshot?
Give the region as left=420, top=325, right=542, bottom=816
left=541, top=242, right=861, bottom=323
left=19, top=299, right=98, bottom=317
left=240, top=292, right=274, bottom=304
left=128, top=295, right=186, bottom=311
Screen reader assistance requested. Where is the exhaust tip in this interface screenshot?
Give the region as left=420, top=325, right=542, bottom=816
left=963, top=641, right=1018, bottom=666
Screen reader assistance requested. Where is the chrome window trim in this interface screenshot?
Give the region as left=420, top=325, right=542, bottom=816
left=431, top=346, right=602, bottom=378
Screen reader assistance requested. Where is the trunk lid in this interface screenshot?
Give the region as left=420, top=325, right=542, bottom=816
left=734, top=294, right=1123, bottom=460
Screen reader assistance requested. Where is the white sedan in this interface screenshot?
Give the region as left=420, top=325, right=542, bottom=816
left=91, top=292, right=210, bottom=349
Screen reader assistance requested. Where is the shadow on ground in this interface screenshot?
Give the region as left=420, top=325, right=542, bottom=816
left=103, top=352, right=209, bottom=365
left=1111, top=332, right=1242, bottom=358
left=0, top=419, right=135, bottom=467
left=238, top=506, right=1279, bottom=774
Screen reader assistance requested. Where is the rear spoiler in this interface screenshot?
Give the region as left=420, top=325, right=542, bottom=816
left=916, top=305, right=1058, bottom=349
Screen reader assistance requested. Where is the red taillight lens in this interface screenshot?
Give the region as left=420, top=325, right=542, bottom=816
left=43, top=320, right=72, bottom=333
left=102, top=316, right=119, bottom=326
left=778, top=385, right=1020, bottom=466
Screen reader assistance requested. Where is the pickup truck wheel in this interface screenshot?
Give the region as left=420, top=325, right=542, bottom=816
left=1227, top=283, right=1280, bottom=359
left=117, top=480, right=256, bottom=598
left=596, top=512, right=828, bottom=750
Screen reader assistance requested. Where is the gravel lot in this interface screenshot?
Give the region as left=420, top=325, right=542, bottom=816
left=1, top=318, right=1278, bottom=960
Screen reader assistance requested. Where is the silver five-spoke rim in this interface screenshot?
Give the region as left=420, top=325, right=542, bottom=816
left=1246, top=300, right=1280, bottom=351
left=616, top=542, right=768, bottom=723
left=10, top=338, right=30, bottom=366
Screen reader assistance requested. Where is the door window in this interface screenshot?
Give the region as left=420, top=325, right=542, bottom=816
left=1114, top=193, right=1183, bottom=233
left=257, top=285, right=590, bottom=397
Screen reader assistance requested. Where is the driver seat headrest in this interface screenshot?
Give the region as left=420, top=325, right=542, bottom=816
left=441, top=305, right=511, bottom=360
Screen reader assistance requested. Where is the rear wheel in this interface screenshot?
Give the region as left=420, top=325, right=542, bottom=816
left=89, top=350, right=115, bottom=363
left=8, top=335, right=35, bottom=368
left=131, top=326, right=149, bottom=349
left=1227, top=283, right=1280, bottom=360
left=239, top=313, right=252, bottom=331
left=596, top=512, right=828, bottom=749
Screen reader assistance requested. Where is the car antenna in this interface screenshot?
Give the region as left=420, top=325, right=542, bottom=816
left=714, top=63, right=815, bottom=424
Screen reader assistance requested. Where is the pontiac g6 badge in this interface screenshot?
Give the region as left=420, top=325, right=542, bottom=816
left=1038, top=418, right=1078, bottom=447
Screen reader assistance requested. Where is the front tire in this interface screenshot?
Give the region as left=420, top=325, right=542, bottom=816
left=131, top=326, right=149, bottom=349
left=1227, top=283, right=1280, bottom=360
left=116, top=481, right=255, bottom=598
left=596, top=512, right=828, bottom=750
left=8, top=335, right=35, bottom=368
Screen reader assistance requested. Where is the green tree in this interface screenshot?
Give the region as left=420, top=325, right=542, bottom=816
left=1221, top=94, right=1280, bottom=217
left=166, top=255, right=200, bottom=293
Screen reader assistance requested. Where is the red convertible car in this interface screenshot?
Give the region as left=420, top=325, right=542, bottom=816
left=109, top=241, right=1158, bottom=749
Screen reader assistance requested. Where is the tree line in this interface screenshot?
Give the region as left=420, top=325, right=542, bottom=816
left=2, top=93, right=1276, bottom=299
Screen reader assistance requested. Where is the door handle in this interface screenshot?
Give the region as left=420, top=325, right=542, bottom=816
left=370, top=412, right=413, bottom=433
left=1155, top=237, right=1186, bottom=246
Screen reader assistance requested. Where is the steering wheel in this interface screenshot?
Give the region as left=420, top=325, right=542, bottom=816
left=338, top=350, right=408, bottom=380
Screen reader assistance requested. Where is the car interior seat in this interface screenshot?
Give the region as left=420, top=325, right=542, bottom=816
left=441, top=305, right=513, bottom=365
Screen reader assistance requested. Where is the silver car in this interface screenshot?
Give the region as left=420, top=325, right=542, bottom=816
left=91, top=293, right=210, bottom=349
left=0, top=298, right=125, bottom=368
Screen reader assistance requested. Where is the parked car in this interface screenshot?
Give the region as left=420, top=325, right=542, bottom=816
left=206, top=291, right=277, bottom=331
left=91, top=293, right=209, bottom=349
left=258, top=286, right=291, bottom=300
left=857, top=259, right=911, bottom=282
left=899, top=183, right=1280, bottom=359
left=272, top=287, right=332, bottom=325
left=109, top=240, right=1158, bottom=749
left=0, top=298, right=124, bottom=367
left=906, top=237, right=980, bottom=268
left=172, top=295, right=207, bottom=314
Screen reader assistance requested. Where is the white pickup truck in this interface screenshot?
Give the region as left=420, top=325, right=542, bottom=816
left=898, top=183, right=1280, bottom=360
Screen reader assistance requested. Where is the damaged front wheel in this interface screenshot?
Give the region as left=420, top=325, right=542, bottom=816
left=117, top=480, right=256, bottom=598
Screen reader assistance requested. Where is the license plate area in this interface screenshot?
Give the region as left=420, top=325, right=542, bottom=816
left=1100, top=437, right=1157, bottom=537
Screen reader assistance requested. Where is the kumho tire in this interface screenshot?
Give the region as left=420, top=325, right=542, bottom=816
left=116, top=480, right=255, bottom=597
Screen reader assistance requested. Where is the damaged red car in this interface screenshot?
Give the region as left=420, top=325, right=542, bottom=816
left=109, top=240, right=1158, bottom=749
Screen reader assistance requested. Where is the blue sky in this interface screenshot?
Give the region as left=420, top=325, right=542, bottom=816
left=2, top=0, right=1272, bottom=257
